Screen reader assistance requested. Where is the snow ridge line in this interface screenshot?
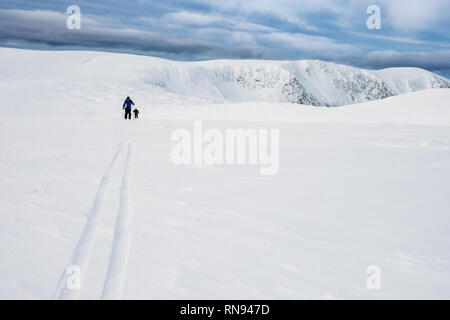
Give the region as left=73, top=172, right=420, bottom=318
left=52, top=143, right=124, bottom=300
left=101, top=142, right=133, bottom=300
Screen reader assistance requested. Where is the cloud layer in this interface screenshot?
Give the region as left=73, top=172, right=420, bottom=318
left=0, top=1, right=449, bottom=75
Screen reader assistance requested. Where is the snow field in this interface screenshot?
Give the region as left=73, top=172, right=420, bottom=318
left=1, top=48, right=450, bottom=299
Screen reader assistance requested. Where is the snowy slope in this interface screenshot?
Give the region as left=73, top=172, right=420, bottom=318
left=1, top=48, right=448, bottom=112
left=1, top=48, right=450, bottom=299
left=124, top=57, right=450, bottom=106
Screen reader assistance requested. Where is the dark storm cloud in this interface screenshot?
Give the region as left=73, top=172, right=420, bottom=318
left=365, top=50, right=450, bottom=71
left=0, top=8, right=449, bottom=77
left=0, top=9, right=269, bottom=59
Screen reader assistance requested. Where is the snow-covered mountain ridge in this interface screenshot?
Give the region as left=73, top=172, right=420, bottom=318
left=145, top=59, right=450, bottom=106
left=2, top=48, right=449, bottom=107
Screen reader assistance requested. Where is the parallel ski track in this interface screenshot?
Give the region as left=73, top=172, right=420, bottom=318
left=53, top=142, right=125, bottom=300
left=101, top=142, right=133, bottom=299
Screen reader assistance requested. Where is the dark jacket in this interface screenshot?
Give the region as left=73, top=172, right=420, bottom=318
left=123, top=99, right=135, bottom=110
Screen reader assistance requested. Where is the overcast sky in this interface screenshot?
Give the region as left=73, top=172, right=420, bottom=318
left=0, top=0, right=449, bottom=76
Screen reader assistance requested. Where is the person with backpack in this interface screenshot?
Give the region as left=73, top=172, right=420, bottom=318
left=122, top=96, right=134, bottom=120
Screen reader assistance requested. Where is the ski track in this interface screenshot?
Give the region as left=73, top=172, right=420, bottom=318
left=102, top=142, right=133, bottom=299
left=53, top=142, right=125, bottom=300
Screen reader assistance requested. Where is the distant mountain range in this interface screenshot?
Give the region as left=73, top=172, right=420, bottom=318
left=2, top=48, right=449, bottom=108
left=143, top=59, right=450, bottom=106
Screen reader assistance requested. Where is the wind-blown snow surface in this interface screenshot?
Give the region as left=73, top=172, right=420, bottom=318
left=1, top=48, right=450, bottom=299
